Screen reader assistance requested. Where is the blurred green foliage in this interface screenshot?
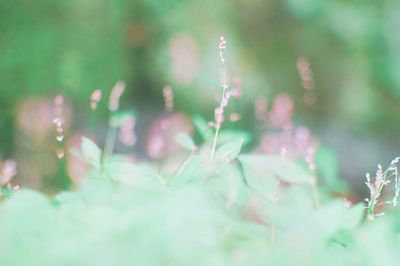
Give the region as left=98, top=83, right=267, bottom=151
left=0, top=136, right=397, bottom=266
left=1, top=2, right=400, bottom=262
left=1, top=0, right=400, bottom=185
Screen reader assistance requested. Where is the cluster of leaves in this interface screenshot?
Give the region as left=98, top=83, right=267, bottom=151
left=1, top=133, right=400, bottom=266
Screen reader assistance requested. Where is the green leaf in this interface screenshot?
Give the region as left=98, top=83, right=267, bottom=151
left=310, top=201, right=364, bottom=239
left=217, top=129, right=252, bottom=146
left=239, top=154, right=311, bottom=184
left=193, top=115, right=213, bottom=141
left=81, top=137, right=102, bottom=169
left=237, top=157, right=277, bottom=198
left=215, top=138, right=244, bottom=162
left=105, top=156, right=163, bottom=188
left=173, top=155, right=208, bottom=185
left=174, top=132, right=197, bottom=151
left=209, top=162, right=248, bottom=207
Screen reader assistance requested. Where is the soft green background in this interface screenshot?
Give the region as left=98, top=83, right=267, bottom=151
left=1, top=0, right=400, bottom=188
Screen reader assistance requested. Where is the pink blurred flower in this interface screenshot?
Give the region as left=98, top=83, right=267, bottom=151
left=108, top=82, right=126, bottom=112
left=119, top=115, right=137, bottom=147
left=268, top=93, right=294, bottom=129
left=162, top=85, right=174, bottom=112
left=17, top=97, right=71, bottom=138
left=90, top=89, right=102, bottom=110
left=146, top=113, right=193, bottom=159
left=0, top=159, right=17, bottom=185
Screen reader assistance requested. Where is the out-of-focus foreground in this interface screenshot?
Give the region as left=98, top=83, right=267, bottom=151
left=1, top=0, right=400, bottom=197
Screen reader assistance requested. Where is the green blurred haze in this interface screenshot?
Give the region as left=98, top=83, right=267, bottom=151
left=1, top=0, right=400, bottom=191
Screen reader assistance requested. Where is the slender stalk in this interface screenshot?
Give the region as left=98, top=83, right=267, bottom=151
left=270, top=202, right=277, bottom=248
left=57, top=140, right=69, bottom=190
left=174, top=150, right=194, bottom=177
left=53, top=95, right=69, bottom=190
left=269, top=180, right=280, bottom=248
left=210, top=83, right=227, bottom=160
left=210, top=36, right=228, bottom=160
left=366, top=201, right=375, bottom=221
left=89, top=89, right=102, bottom=134
left=103, top=117, right=118, bottom=164
left=102, top=82, right=125, bottom=164
left=311, top=177, right=320, bottom=209
left=59, top=153, right=69, bottom=190
left=90, top=109, right=96, bottom=135
left=305, top=147, right=319, bottom=209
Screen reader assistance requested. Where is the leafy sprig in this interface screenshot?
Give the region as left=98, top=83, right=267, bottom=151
left=365, top=157, right=400, bottom=220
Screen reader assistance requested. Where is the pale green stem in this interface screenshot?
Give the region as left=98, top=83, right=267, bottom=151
left=103, top=118, right=117, bottom=164
left=311, top=177, right=320, bottom=209
left=210, top=86, right=227, bottom=160
left=174, top=150, right=194, bottom=177
left=270, top=202, right=277, bottom=248
left=210, top=66, right=228, bottom=160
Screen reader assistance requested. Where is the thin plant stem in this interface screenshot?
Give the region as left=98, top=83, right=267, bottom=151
left=305, top=147, right=320, bottom=209
left=59, top=155, right=69, bottom=190
left=210, top=36, right=228, bottom=160
left=102, top=81, right=125, bottom=164
left=311, top=178, right=320, bottom=209
left=174, top=150, right=194, bottom=177
left=366, top=201, right=375, bottom=221
left=210, top=63, right=228, bottom=160
left=270, top=202, right=277, bottom=248
left=269, top=181, right=280, bottom=248
left=210, top=84, right=227, bottom=160
left=90, top=109, right=96, bottom=135
left=103, top=117, right=117, bottom=164
left=58, top=141, right=70, bottom=190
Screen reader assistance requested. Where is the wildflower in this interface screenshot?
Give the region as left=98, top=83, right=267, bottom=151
left=119, top=114, right=137, bottom=146
left=146, top=113, right=193, bottom=159
left=210, top=36, right=229, bottom=159
left=229, top=112, right=241, bottom=122
left=296, top=57, right=316, bottom=105
left=268, top=93, right=294, bottom=129
left=219, top=36, right=227, bottom=65
left=108, top=81, right=126, bottom=112
left=162, top=85, right=174, bottom=112
left=90, top=89, right=102, bottom=110
left=53, top=95, right=65, bottom=159
left=365, top=157, right=400, bottom=220
left=0, top=160, right=17, bottom=185
left=343, top=198, right=352, bottom=208
left=210, top=37, right=244, bottom=159
left=212, top=89, right=232, bottom=129
left=296, top=57, right=314, bottom=90
left=305, top=147, right=316, bottom=172
left=56, top=149, right=65, bottom=159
